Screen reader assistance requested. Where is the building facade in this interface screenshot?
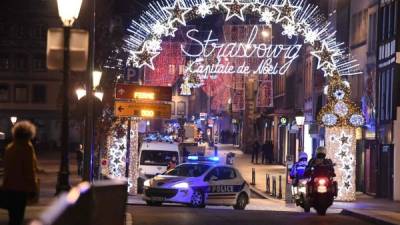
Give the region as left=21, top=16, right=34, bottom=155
left=0, top=0, right=62, bottom=149
left=376, top=0, right=399, bottom=200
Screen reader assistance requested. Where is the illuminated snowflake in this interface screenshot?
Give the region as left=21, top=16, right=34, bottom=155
left=349, top=114, right=364, bottom=127
left=197, top=2, right=212, bottom=18
left=333, top=89, right=345, bottom=100
left=322, top=113, right=337, bottom=126
left=282, top=23, right=297, bottom=39
left=259, top=8, right=275, bottom=27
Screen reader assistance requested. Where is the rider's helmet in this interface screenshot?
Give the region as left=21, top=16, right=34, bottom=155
left=299, top=151, right=308, bottom=161
left=316, top=146, right=326, bottom=158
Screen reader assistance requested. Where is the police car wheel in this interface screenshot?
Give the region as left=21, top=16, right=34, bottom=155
left=190, top=190, right=205, bottom=208
left=233, top=193, right=248, bottom=210
left=146, top=201, right=162, bottom=206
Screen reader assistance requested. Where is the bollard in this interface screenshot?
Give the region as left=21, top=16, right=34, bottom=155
left=266, top=174, right=270, bottom=194
left=278, top=175, right=283, bottom=199
left=272, top=176, right=276, bottom=197
left=251, top=168, right=256, bottom=185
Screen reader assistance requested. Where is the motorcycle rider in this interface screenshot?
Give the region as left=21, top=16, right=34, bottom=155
left=290, top=151, right=308, bottom=186
left=306, top=146, right=335, bottom=178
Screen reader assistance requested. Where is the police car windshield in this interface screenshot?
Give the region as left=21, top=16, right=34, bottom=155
left=140, top=150, right=178, bottom=166
left=165, top=164, right=210, bottom=177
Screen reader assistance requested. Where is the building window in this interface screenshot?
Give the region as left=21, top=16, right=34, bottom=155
left=0, top=84, right=10, bottom=102
left=177, top=101, right=186, bottom=115
left=15, top=24, right=28, bottom=39
left=32, top=54, right=46, bottom=71
left=351, top=9, right=367, bottom=46
left=32, top=24, right=47, bottom=40
left=0, top=54, right=10, bottom=71
left=14, top=84, right=29, bottom=102
left=32, top=84, right=47, bottom=103
left=15, top=54, right=28, bottom=71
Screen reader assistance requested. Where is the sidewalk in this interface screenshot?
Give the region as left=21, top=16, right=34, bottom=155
left=0, top=151, right=82, bottom=225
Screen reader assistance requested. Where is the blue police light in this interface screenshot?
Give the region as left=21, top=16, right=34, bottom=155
left=208, top=156, right=219, bottom=162
left=188, top=155, right=199, bottom=161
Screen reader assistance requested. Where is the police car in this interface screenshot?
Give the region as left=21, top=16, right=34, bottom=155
left=143, top=156, right=250, bottom=210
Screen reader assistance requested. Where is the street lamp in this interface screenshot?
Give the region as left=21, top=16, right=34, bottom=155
left=82, top=70, right=103, bottom=181
left=10, top=116, right=17, bottom=125
left=56, top=0, right=82, bottom=194
left=295, top=111, right=305, bottom=158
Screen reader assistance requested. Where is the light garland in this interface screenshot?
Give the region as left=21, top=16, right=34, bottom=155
left=113, top=0, right=362, bottom=79
left=326, top=127, right=356, bottom=201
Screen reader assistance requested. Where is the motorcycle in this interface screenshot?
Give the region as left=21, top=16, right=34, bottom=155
left=305, top=174, right=337, bottom=215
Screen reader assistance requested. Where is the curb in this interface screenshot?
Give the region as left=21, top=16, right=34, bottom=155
left=341, top=209, right=398, bottom=225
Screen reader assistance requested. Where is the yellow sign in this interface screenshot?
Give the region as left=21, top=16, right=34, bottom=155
left=134, top=92, right=155, bottom=100
left=141, top=109, right=155, bottom=117
left=114, top=101, right=171, bottom=119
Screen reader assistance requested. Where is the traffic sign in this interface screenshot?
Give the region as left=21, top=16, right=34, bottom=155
left=115, top=83, right=172, bottom=101
left=114, top=101, right=171, bottom=119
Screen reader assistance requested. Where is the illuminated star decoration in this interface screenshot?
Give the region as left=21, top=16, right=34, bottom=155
left=221, top=0, right=249, bottom=21
left=282, top=23, right=297, bottom=38
left=321, top=65, right=336, bottom=77
left=310, top=41, right=339, bottom=70
left=259, top=8, right=275, bottom=27
left=197, top=1, right=212, bottom=18
left=164, top=0, right=191, bottom=26
left=250, top=0, right=263, bottom=13
left=165, top=23, right=178, bottom=37
left=132, top=48, right=159, bottom=70
left=272, top=0, right=301, bottom=24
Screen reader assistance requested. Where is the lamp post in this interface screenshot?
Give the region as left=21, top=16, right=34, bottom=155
left=295, top=111, right=305, bottom=158
left=10, top=116, right=17, bottom=125
left=55, top=0, right=82, bottom=194
left=82, top=70, right=102, bottom=181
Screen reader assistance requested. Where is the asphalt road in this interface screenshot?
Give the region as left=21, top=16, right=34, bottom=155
left=128, top=205, right=374, bottom=225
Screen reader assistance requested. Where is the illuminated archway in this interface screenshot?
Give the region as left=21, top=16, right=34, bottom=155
left=107, top=0, right=365, bottom=201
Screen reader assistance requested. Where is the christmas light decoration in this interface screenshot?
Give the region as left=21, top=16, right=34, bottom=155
left=282, top=22, right=297, bottom=39
left=112, top=0, right=361, bottom=78
left=259, top=8, right=275, bottom=27
left=197, top=1, right=212, bottom=18
left=326, top=127, right=356, bottom=201
left=220, top=0, right=249, bottom=22
left=272, top=0, right=301, bottom=24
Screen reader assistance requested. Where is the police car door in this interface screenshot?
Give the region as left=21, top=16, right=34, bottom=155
left=205, top=166, right=239, bottom=205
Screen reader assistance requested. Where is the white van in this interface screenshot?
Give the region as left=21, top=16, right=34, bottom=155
left=138, top=141, right=180, bottom=180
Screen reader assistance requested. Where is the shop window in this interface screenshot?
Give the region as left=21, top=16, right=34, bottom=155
left=14, top=84, right=29, bottom=102
left=32, top=84, right=47, bottom=103
left=0, top=84, right=10, bottom=102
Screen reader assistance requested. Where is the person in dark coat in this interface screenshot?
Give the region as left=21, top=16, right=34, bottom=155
left=251, top=140, right=260, bottom=164
left=261, top=141, right=268, bottom=164
left=2, top=121, right=39, bottom=225
left=267, top=140, right=274, bottom=164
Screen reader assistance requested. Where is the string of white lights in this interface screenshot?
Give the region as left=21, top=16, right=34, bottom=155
left=104, top=0, right=361, bottom=78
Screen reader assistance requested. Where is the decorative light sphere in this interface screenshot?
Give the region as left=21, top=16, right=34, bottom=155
left=334, top=101, right=349, bottom=117
left=322, top=113, right=337, bottom=126
left=349, top=114, right=364, bottom=127
left=333, top=89, right=345, bottom=100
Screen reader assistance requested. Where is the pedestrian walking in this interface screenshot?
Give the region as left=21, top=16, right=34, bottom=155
left=267, top=140, right=274, bottom=164
left=2, top=121, right=39, bottom=225
left=251, top=140, right=260, bottom=164
left=261, top=141, right=268, bottom=164
left=76, top=144, right=84, bottom=176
